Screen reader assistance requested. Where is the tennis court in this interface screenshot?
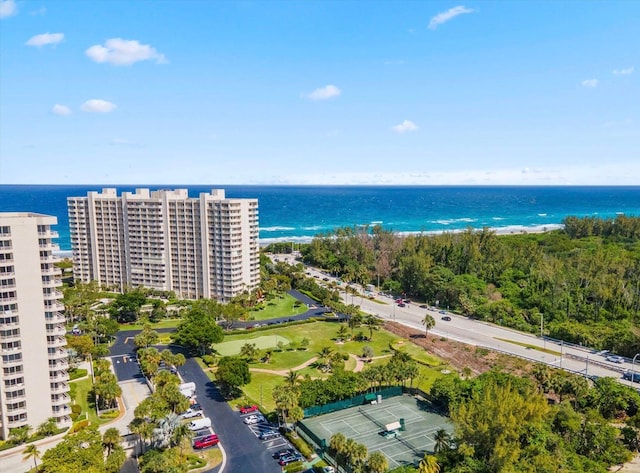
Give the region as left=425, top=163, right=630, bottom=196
left=299, top=394, right=453, bottom=469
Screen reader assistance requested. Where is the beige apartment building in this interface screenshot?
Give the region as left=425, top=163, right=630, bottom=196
left=0, top=213, right=71, bottom=440
left=68, top=188, right=260, bottom=301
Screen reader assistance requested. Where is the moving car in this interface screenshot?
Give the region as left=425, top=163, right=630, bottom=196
left=243, top=414, right=265, bottom=424
left=606, top=355, right=625, bottom=364
left=419, top=304, right=429, bottom=309
left=397, top=303, right=405, bottom=307
left=193, top=434, right=219, bottom=449
left=623, top=371, right=640, bottom=383
left=441, top=316, right=452, bottom=321
left=239, top=404, right=259, bottom=414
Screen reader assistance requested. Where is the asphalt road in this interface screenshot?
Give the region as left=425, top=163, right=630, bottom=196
left=178, top=358, right=282, bottom=473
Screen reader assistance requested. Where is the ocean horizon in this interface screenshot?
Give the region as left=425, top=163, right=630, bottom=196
left=1, top=185, right=639, bottom=251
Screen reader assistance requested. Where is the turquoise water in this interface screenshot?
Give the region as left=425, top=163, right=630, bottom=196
left=1, top=185, right=639, bottom=250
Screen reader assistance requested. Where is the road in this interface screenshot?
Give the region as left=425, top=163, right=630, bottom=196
left=286, top=254, right=639, bottom=390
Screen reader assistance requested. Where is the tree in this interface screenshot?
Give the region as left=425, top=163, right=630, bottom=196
left=329, top=432, right=348, bottom=468
left=23, top=444, right=41, bottom=471
left=220, top=302, right=246, bottom=329
left=41, top=427, right=105, bottom=472
left=363, top=315, right=382, bottom=341
left=109, top=288, right=147, bottom=323
left=65, top=334, right=95, bottom=359
left=365, top=451, right=388, bottom=473
left=418, top=454, right=440, bottom=473
left=134, top=324, right=160, bottom=349
left=102, top=427, right=121, bottom=456
left=285, top=369, right=300, bottom=388
left=240, top=342, right=259, bottom=362
left=36, top=417, right=59, bottom=437
left=172, top=307, right=224, bottom=355
left=421, top=313, right=435, bottom=337
left=9, top=425, right=31, bottom=445
left=433, top=428, right=451, bottom=453
left=273, top=385, right=300, bottom=427
left=348, top=313, right=363, bottom=337
left=215, top=356, right=251, bottom=396
left=362, top=345, right=374, bottom=360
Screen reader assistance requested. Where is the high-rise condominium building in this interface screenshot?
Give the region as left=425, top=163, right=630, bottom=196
left=0, top=213, right=70, bottom=440
left=68, top=188, right=260, bottom=301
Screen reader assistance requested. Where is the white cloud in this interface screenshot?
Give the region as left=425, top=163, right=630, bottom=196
left=29, top=7, right=46, bottom=16
left=26, top=33, right=64, bottom=47
left=86, top=38, right=167, bottom=66
left=51, top=104, right=71, bottom=116
left=306, top=84, right=341, bottom=100
left=581, top=79, right=598, bottom=88
left=428, top=6, right=474, bottom=29
left=81, top=99, right=117, bottom=113
left=613, top=66, right=634, bottom=76
left=0, top=0, right=17, bottom=18
left=391, top=120, right=419, bottom=133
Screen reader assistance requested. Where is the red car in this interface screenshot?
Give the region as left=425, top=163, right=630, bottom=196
left=193, top=434, right=219, bottom=449
left=239, top=404, right=259, bottom=414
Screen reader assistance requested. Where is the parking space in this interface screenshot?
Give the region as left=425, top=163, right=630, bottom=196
left=238, top=412, right=299, bottom=464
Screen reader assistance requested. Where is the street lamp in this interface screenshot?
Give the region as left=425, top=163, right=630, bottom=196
left=540, top=313, right=546, bottom=349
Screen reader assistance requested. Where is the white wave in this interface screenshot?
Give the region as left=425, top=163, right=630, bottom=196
left=492, top=217, right=505, bottom=221
left=537, top=213, right=547, bottom=217
left=302, top=225, right=323, bottom=231
left=431, top=217, right=478, bottom=225
left=371, top=220, right=383, bottom=224
left=260, top=226, right=296, bottom=232
left=259, top=236, right=314, bottom=246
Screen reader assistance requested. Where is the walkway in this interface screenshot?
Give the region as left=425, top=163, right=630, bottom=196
left=249, top=357, right=319, bottom=376
left=348, top=353, right=392, bottom=372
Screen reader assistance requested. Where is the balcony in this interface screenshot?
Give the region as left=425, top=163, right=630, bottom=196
left=0, top=332, right=20, bottom=342
left=6, top=405, right=28, bottom=415
left=47, top=336, right=66, bottom=348
left=4, top=381, right=26, bottom=391
left=38, top=230, right=59, bottom=239
left=49, top=371, right=69, bottom=382
left=39, top=242, right=61, bottom=252
left=45, top=312, right=66, bottom=323
left=41, top=265, right=61, bottom=276
left=43, top=290, right=64, bottom=301
left=50, top=383, right=69, bottom=394
left=51, top=395, right=70, bottom=407
left=2, top=369, right=23, bottom=380
left=44, top=301, right=65, bottom=311
left=48, top=348, right=68, bottom=360
left=42, top=278, right=63, bottom=288
left=40, top=254, right=60, bottom=264
left=2, top=357, right=22, bottom=366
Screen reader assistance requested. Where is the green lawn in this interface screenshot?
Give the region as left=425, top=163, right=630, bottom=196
left=119, top=318, right=183, bottom=331
left=70, top=377, right=102, bottom=426
left=391, top=339, right=447, bottom=367
left=248, top=294, right=308, bottom=321
left=214, top=335, right=291, bottom=356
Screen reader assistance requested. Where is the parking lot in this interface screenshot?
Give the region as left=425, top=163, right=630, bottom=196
left=239, top=410, right=301, bottom=466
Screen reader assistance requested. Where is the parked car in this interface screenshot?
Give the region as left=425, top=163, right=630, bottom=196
left=243, top=414, right=265, bottom=424
left=279, top=453, right=303, bottom=466
left=323, top=467, right=336, bottom=473
left=439, top=310, right=447, bottom=314
left=623, top=371, right=640, bottom=383
left=272, top=448, right=296, bottom=459
left=606, top=355, right=625, bottom=364
left=190, top=402, right=202, bottom=411
left=397, top=303, right=405, bottom=307
left=181, top=408, right=203, bottom=419
left=419, top=304, right=429, bottom=309
left=188, top=417, right=212, bottom=431
left=441, top=316, right=452, bottom=321
left=259, top=429, right=281, bottom=440
left=193, top=434, right=219, bottom=449
left=239, top=404, right=259, bottom=414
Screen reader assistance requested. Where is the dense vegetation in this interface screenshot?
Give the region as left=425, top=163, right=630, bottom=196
left=298, top=216, right=640, bottom=356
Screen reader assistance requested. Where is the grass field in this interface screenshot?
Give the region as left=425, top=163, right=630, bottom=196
left=119, top=318, right=182, bottom=331
left=70, top=377, right=103, bottom=426
left=210, top=320, right=452, bottom=413
left=213, top=335, right=291, bottom=356
left=495, top=337, right=562, bottom=356
left=248, top=293, right=307, bottom=321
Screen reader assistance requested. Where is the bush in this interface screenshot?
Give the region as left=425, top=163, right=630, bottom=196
left=70, top=404, right=82, bottom=421
left=285, top=461, right=305, bottom=472
left=99, top=410, right=120, bottom=419
left=285, top=431, right=314, bottom=459
left=70, top=419, right=90, bottom=433
left=201, top=355, right=216, bottom=366
left=69, top=368, right=88, bottom=381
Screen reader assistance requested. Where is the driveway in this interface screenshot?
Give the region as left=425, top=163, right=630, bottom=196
left=178, top=359, right=282, bottom=473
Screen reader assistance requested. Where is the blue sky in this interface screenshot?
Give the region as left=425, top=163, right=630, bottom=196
left=0, top=0, right=638, bottom=185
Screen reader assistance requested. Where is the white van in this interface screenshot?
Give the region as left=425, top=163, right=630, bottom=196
left=188, top=417, right=211, bottom=431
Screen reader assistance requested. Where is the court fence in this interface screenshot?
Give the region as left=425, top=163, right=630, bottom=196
left=302, top=386, right=403, bottom=418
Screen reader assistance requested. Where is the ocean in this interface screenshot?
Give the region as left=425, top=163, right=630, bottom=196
left=1, top=185, right=639, bottom=251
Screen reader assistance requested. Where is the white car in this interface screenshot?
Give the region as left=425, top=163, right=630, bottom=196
left=323, top=467, right=335, bottom=473
left=606, top=355, right=625, bottom=364
left=243, top=414, right=265, bottom=425
left=181, top=408, right=203, bottom=419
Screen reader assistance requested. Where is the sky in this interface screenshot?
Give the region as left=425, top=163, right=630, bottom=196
left=0, top=0, right=638, bottom=185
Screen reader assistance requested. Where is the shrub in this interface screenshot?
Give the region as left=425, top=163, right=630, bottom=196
left=70, top=404, right=82, bottom=421
left=285, top=461, right=305, bottom=472
left=69, top=368, right=88, bottom=381
left=285, top=431, right=314, bottom=459
left=201, top=355, right=216, bottom=366
left=71, top=419, right=90, bottom=433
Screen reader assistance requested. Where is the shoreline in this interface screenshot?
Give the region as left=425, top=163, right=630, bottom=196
left=54, top=224, right=563, bottom=257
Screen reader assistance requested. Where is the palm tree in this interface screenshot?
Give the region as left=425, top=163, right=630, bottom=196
left=102, top=427, right=121, bottom=455
left=23, top=444, right=40, bottom=471
left=363, top=315, right=381, bottom=341
left=433, top=429, right=451, bottom=453
left=171, top=423, right=193, bottom=455
left=284, top=369, right=300, bottom=388
left=318, top=346, right=334, bottom=370
left=421, top=313, right=435, bottom=338
left=365, top=451, right=388, bottom=473
left=329, top=432, right=347, bottom=468
left=348, top=313, right=363, bottom=337
left=418, top=454, right=440, bottom=473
